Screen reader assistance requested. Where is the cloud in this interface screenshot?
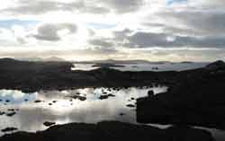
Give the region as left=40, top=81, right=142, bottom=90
left=189, top=0, right=225, bottom=8
left=31, top=23, right=77, bottom=41
left=0, top=0, right=225, bottom=61
left=2, top=0, right=85, bottom=15
left=89, top=39, right=114, bottom=48
left=118, top=31, right=225, bottom=48
left=157, top=10, right=225, bottom=36
left=1, top=0, right=143, bottom=15
left=100, top=0, right=144, bottom=13
left=166, top=0, right=187, bottom=5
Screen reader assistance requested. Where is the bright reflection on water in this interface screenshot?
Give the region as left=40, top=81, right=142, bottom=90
left=0, top=87, right=167, bottom=136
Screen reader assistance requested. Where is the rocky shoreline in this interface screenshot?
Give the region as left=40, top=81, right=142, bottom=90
left=0, top=58, right=225, bottom=140
left=0, top=58, right=207, bottom=93
left=0, top=121, right=214, bottom=141
left=137, top=61, right=225, bottom=130
left=0, top=58, right=176, bottom=93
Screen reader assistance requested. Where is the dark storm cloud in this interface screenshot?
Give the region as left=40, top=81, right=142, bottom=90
left=32, top=23, right=77, bottom=41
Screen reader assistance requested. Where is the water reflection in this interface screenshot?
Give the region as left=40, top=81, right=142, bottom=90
left=0, top=87, right=167, bottom=135
left=71, top=63, right=208, bottom=71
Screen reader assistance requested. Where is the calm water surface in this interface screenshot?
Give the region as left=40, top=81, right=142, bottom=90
left=0, top=87, right=166, bottom=135
left=0, top=87, right=224, bottom=141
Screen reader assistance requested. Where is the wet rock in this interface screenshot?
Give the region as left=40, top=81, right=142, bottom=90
left=0, top=121, right=214, bottom=141
left=5, top=100, right=10, bottom=103
left=152, top=67, right=159, bottom=70
left=119, top=113, right=125, bottom=116
left=99, top=94, right=115, bottom=100
left=148, top=90, right=154, bottom=97
left=99, top=95, right=108, bottom=100
left=6, top=112, right=16, bottom=117
left=78, top=96, right=86, bottom=101
left=43, top=121, right=56, bottom=127
left=34, top=100, right=42, bottom=103
left=1, top=127, right=17, bottom=132
left=70, top=95, right=86, bottom=101
left=126, top=104, right=135, bottom=108
left=7, top=109, right=15, bottom=112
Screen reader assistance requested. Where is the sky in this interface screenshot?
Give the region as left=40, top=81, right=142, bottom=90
left=0, top=0, right=225, bottom=62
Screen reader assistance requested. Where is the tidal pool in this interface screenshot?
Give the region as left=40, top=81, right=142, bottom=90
left=0, top=86, right=167, bottom=136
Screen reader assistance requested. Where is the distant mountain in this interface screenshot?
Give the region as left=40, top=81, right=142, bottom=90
left=74, top=59, right=171, bottom=64
left=44, top=56, right=66, bottom=62
left=17, top=56, right=66, bottom=62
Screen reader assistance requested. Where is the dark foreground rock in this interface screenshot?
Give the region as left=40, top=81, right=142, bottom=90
left=137, top=60, right=225, bottom=129
left=0, top=121, right=214, bottom=141
left=1, top=127, right=17, bottom=133
left=43, top=121, right=56, bottom=127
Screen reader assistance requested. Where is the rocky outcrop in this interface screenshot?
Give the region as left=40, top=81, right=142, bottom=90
left=0, top=121, right=214, bottom=141
left=137, top=61, right=225, bottom=129
left=0, top=58, right=177, bottom=92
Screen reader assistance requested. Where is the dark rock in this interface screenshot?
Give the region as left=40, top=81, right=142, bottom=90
left=137, top=60, right=225, bottom=129
left=0, top=112, right=5, bottom=115
left=108, top=94, right=115, bottom=97
left=205, top=60, right=225, bottom=70
left=6, top=112, right=16, bottom=117
left=165, top=125, right=214, bottom=141
left=119, top=113, right=125, bottom=116
left=152, top=67, right=159, bottom=70
left=34, top=100, right=42, bottom=103
left=148, top=90, right=154, bottom=97
left=99, top=95, right=109, bottom=100
left=8, top=109, right=15, bottom=112
left=1, top=127, right=17, bottom=132
left=43, top=121, right=56, bottom=127
left=5, top=100, right=10, bottom=103
left=0, top=58, right=177, bottom=92
left=126, top=104, right=135, bottom=108
left=78, top=96, right=87, bottom=101
left=99, top=94, right=115, bottom=100
left=70, top=95, right=86, bottom=101
left=0, top=121, right=214, bottom=141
